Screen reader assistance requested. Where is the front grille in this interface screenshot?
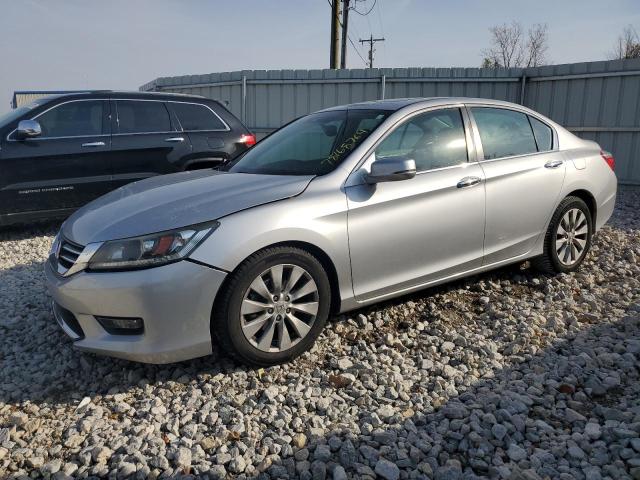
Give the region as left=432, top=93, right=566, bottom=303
left=57, top=239, right=84, bottom=271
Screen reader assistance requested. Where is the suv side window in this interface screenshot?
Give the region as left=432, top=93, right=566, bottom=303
left=529, top=115, right=553, bottom=151
left=376, top=108, right=468, bottom=172
left=116, top=100, right=172, bottom=134
left=171, top=102, right=227, bottom=131
left=36, top=100, right=103, bottom=138
left=471, top=107, right=538, bottom=160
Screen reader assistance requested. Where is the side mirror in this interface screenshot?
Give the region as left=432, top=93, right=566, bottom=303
left=365, top=156, right=416, bottom=184
left=15, top=120, right=42, bottom=140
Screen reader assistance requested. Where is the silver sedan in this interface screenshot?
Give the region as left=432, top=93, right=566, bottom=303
left=45, top=97, right=617, bottom=365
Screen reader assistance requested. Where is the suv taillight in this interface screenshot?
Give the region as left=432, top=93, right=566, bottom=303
left=601, top=150, right=615, bottom=171
left=239, top=134, right=257, bottom=147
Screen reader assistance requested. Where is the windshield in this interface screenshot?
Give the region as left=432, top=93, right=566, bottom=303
left=227, top=109, right=391, bottom=175
left=0, top=101, right=42, bottom=128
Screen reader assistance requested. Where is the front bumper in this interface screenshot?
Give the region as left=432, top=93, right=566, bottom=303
left=45, top=258, right=227, bottom=364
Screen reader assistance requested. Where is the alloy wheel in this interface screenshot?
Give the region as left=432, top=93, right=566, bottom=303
left=556, top=208, right=588, bottom=266
left=240, top=264, right=319, bottom=352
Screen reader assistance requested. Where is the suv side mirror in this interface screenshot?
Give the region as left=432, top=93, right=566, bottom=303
left=365, top=156, right=416, bottom=184
left=15, top=120, right=42, bottom=140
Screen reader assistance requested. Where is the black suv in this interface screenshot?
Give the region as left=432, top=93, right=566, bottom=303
left=0, top=91, right=255, bottom=226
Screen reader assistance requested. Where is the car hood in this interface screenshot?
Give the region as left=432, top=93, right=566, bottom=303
left=62, top=170, right=314, bottom=245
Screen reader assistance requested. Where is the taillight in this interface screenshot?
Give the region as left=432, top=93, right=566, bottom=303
left=601, top=150, right=615, bottom=171
left=239, top=134, right=256, bottom=147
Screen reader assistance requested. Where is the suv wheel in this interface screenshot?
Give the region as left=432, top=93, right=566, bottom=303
left=212, top=246, right=331, bottom=366
left=534, top=196, right=593, bottom=274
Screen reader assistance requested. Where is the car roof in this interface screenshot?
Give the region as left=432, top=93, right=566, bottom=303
left=39, top=90, right=208, bottom=103
left=318, top=97, right=526, bottom=112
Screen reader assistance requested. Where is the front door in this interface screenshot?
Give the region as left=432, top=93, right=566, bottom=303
left=0, top=99, right=112, bottom=218
left=346, top=107, right=486, bottom=301
left=467, top=106, right=566, bottom=265
left=110, top=99, right=192, bottom=188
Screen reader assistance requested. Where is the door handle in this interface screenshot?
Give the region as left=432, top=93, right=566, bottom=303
left=457, top=176, right=482, bottom=188
left=165, top=137, right=185, bottom=143
left=544, top=160, right=563, bottom=169
left=81, top=141, right=105, bottom=148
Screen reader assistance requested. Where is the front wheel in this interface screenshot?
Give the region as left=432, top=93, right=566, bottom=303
left=534, top=196, right=593, bottom=274
left=212, top=246, right=331, bottom=366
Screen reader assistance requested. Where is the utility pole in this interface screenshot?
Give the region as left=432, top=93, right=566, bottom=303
left=340, top=0, right=350, bottom=69
left=330, top=0, right=341, bottom=69
left=359, top=34, right=385, bottom=68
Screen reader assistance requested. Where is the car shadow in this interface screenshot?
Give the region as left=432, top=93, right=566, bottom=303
left=300, top=314, right=639, bottom=480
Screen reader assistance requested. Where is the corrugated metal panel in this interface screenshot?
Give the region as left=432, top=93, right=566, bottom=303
left=11, top=90, right=90, bottom=108
left=521, top=58, right=640, bottom=184
left=13, top=92, right=56, bottom=108
left=142, top=59, right=640, bottom=184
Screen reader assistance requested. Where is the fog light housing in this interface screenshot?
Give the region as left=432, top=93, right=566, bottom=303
left=95, top=316, right=144, bottom=335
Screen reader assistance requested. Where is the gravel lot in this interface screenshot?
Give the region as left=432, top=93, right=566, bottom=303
left=0, top=188, right=639, bottom=480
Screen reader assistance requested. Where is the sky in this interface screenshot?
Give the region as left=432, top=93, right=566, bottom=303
left=1, top=0, right=639, bottom=114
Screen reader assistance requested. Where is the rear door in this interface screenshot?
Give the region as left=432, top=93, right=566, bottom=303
left=110, top=99, right=192, bottom=188
left=0, top=99, right=112, bottom=217
left=467, top=106, right=565, bottom=264
left=167, top=101, right=238, bottom=168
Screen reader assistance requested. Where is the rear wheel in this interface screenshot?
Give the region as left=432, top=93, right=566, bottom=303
left=534, top=196, right=592, bottom=274
left=212, top=246, right=331, bottom=366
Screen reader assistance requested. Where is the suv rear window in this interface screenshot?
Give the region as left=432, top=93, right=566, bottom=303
left=116, top=100, right=171, bottom=134
left=172, top=102, right=227, bottom=131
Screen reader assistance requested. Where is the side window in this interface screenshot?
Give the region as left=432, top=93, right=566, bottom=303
left=471, top=107, right=537, bottom=160
left=172, top=102, right=227, bottom=131
left=116, top=101, right=171, bottom=134
left=375, top=108, right=468, bottom=172
left=529, top=116, right=553, bottom=151
left=36, top=101, right=103, bottom=138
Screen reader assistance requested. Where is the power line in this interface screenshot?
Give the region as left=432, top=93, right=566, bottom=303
left=348, top=33, right=369, bottom=66
left=351, top=0, right=377, bottom=16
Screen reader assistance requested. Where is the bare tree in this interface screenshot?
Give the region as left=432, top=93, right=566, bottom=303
left=525, top=23, right=549, bottom=67
left=482, top=22, right=549, bottom=68
left=610, top=25, right=640, bottom=59
left=482, top=21, right=523, bottom=68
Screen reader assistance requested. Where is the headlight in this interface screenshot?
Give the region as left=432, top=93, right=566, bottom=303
left=87, top=221, right=218, bottom=271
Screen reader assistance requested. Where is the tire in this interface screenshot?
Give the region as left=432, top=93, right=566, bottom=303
left=533, top=196, right=593, bottom=274
left=212, top=246, right=331, bottom=366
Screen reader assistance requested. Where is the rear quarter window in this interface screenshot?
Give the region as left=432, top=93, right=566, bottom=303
left=529, top=116, right=553, bottom=151
left=172, top=102, right=227, bottom=131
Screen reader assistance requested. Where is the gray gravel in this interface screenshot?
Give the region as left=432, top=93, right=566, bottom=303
left=1, top=187, right=639, bottom=480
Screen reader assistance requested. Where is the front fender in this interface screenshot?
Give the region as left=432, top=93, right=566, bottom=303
left=189, top=190, right=355, bottom=308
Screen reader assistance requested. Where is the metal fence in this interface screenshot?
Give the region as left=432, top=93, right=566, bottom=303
left=11, top=90, right=89, bottom=109
left=141, top=58, right=640, bottom=184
